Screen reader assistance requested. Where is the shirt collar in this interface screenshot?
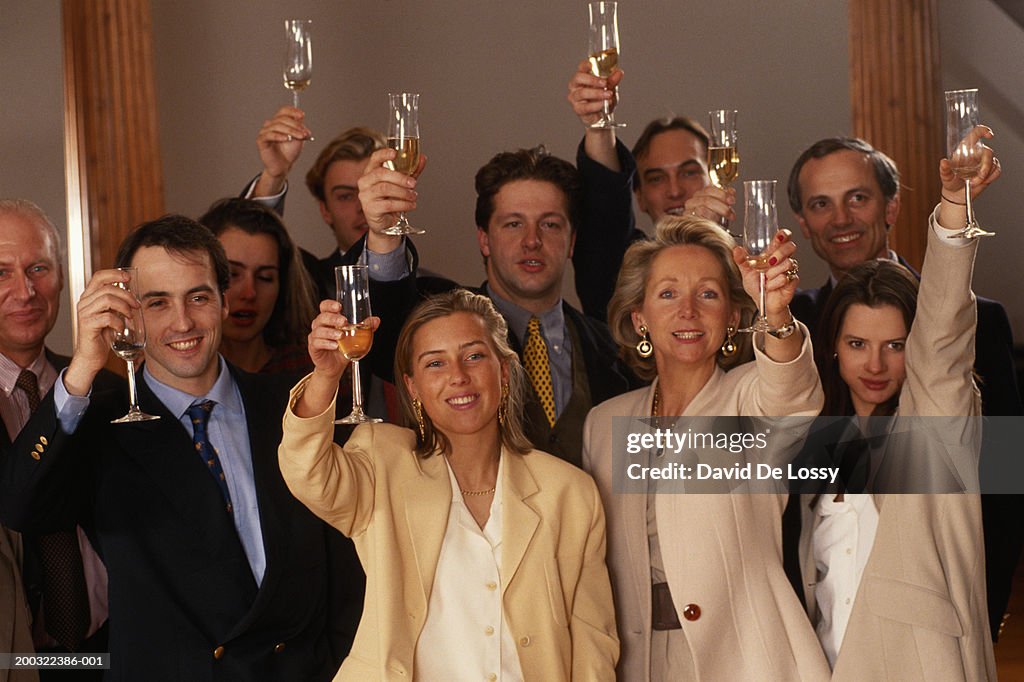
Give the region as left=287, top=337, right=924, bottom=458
left=485, top=284, right=565, bottom=348
left=0, top=349, right=49, bottom=396
left=143, top=356, right=242, bottom=420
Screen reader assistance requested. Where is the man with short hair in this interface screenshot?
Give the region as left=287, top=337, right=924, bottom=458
left=0, top=215, right=361, bottom=680
left=785, top=136, right=1022, bottom=640
left=0, top=199, right=111, bottom=682
left=351, top=145, right=639, bottom=466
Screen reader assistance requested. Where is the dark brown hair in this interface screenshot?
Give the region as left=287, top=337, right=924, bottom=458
left=474, top=146, right=583, bottom=233
left=304, top=127, right=385, bottom=201
left=631, top=116, right=710, bottom=190
left=787, top=137, right=900, bottom=214
left=115, top=214, right=230, bottom=296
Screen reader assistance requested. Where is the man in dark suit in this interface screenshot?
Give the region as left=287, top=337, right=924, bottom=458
left=0, top=216, right=360, bottom=681
left=784, top=136, right=1023, bottom=639
left=350, top=145, right=640, bottom=467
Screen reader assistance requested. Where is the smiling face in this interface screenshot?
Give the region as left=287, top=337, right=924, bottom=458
left=634, top=128, right=709, bottom=224
left=218, top=227, right=280, bottom=345
left=318, top=158, right=371, bottom=253
left=478, top=179, right=575, bottom=314
left=836, top=303, right=907, bottom=416
left=0, top=211, right=62, bottom=366
left=403, top=311, right=508, bottom=446
left=632, top=244, right=739, bottom=374
left=132, top=246, right=227, bottom=396
left=795, top=149, right=899, bottom=279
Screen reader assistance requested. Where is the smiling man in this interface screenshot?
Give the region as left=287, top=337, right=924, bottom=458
left=0, top=215, right=361, bottom=681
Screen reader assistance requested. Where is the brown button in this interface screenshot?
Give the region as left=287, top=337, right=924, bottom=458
left=682, top=604, right=701, bottom=621
left=273, top=642, right=286, bottom=654
left=519, top=636, right=531, bottom=647
left=213, top=645, right=225, bottom=659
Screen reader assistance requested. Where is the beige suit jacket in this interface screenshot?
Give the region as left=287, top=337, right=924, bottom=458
left=279, top=379, right=619, bottom=681
left=0, top=526, right=36, bottom=682
left=798, top=222, right=996, bottom=680
left=584, top=331, right=832, bottom=681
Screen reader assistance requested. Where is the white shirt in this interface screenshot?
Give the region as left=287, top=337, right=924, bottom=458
left=414, top=456, right=524, bottom=682
left=812, top=493, right=880, bottom=668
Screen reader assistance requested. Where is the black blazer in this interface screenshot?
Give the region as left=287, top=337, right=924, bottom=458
left=0, top=365, right=361, bottom=681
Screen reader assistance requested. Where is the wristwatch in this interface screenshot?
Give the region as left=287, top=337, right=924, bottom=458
left=767, top=317, right=797, bottom=339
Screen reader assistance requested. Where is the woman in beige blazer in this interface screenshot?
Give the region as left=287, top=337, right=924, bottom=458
left=280, top=289, right=618, bottom=681
left=583, top=216, right=831, bottom=680
left=796, top=127, right=1001, bottom=679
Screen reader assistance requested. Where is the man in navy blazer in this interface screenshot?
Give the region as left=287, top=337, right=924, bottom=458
left=785, top=136, right=1022, bottom=640
left=0, top=216, right=361, bottom=681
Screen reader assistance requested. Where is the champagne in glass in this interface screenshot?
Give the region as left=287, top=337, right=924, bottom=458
left=283, top=19, right=313, bottom=108
left=382, top=92, right=425, bottom=236
left=109, top=267, right=160, bottom=423
left=737, top=180, right=777, bottom=334
left=944, top=89, right=994, bottom=239
left=707, top=109, right=740, bottom=189
left=587, top=2, right=626, bottom=129
left=335, top=265, right=382, bottom=425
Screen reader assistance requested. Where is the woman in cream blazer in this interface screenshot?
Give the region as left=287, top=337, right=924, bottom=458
left=584, top=216, right=831, bottom=680
left=280, top=288, right=618, bottom=681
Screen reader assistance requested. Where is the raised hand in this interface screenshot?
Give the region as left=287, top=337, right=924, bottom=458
left=733, top=229, right=799, bottom=324
left=357, top=148, right=427, bottom=250
left=685, top=185, right=737, bottom=225
left=567, top=59, right=623, bottom=128
left=253, top=106, right=313, bottom=197
left=64, top=269, right=139, bottom=396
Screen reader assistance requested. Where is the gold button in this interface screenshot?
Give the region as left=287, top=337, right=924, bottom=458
left=34, top=444, right=44, bottom=453
left=40, top=436, right=48, bottom=445
left=484, top=626, right=494, bottom=636
left=213, top=645, right=225, bottom=659
left=273, top=642, right=286, bottom=654
left=31, top=452, right=40, bottom=461
left=486, top=581, right=497, bottom=591
left=519, top=636, right=531, bottom=647
left=488, top=674, right=497, bottom=682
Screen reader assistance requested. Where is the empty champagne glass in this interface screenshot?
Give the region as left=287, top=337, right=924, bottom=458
left=737, top=180, right=777, bottom=334
left=335, top=265, right=381, bottom=424
left=108, top=267, right=160, bottom=423
left=587, top=2, right=625, bottom=129
left=383, top=92, right=425, bottom=236
left=944, top=89, right=994, bottom=238
left=283, top=19, right=313, bottom=109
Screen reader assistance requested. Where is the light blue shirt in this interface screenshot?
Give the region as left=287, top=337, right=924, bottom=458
left=55, top=356, right=267, bottom=585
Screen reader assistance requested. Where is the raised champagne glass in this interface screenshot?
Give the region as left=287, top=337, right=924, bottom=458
left=108, top=267, right=160, bottom=423
left=283, top=19, right=313, bottom=109
left=944, top=89, right=994, bottom=239
left=587, top=2, right=625, bottom=129
left=335, top=265, right=382, bottom=425
left=737, top=180, right=777, bottom=334
left=382, top=92, right=425, bottom=236
left=708, top=109, right=740, bottom=228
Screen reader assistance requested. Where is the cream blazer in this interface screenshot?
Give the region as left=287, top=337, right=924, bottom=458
left=278, top=379, right=619, bottom=681
left=583, top=329, right=832, bottom=681
left=798, top=221, right=996, bottom=680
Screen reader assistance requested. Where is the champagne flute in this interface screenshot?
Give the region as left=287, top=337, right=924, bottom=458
left=944, top=89, right=994, bottom=239
left=382, top=92, right=425, bottom=236
left=108, top=267, right=160, bottom=423
left=283, top=19, right=313, bottom=109
left=587, top=2, right=626, bottom=129
left=737, top=180, right=777, bottom=334
left=335, top=265, right=382, bottom=425
left=708, top=110, right=740, bottom=189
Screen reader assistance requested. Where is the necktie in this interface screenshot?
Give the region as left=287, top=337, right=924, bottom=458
left=17, top=369, right=91, bottom=651
left=523, top=317, right=556, bottom=427
left=187, top=400, right=234, bottom=513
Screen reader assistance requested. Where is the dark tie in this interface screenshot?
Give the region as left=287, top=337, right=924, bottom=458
left=187, top=400, right=233, bottom=513
left=17, top=369, right=92, bottom=651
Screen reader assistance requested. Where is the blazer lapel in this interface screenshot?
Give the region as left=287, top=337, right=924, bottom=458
left=623, top=385, right=655, bottom=620
left=501, top=451, right=540, bottom=594
left=401, top=453, right=451, bottom=614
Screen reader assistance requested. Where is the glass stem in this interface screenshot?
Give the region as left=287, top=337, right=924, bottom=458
left=964, top=178, right=975, bottom=226
left=350, top=360, right=365, bottom=414
left=758, top=271, right=768, bottom=324
left=125, top=359, right=140, bottom=411
left=293, top=91, right=300, bottom=108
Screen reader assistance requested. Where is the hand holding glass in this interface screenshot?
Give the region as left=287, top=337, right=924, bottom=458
left=283, top=19, right=313, bottom=109
left=383, top=93, right=425, bottom=236
left=587, top=2, right=625, bottom=129
left=944, top=89, right=994, bottom=239
left=335, top=265, right=382, bottom=424
left=108, top=267, right=160, bottom=423
left=738, top=180, right=778, bottom=334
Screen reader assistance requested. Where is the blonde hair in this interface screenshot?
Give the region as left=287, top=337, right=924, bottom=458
left=394, top=289, right=532, bottom=457
left=607, top=215, right=755, bottom=380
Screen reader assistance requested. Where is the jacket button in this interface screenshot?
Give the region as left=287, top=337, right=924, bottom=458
left=519, top=636, right=531, bottom=647
left=213, top=645, right=225, bottom=659
left=273, top=642, right=286, bottom=654
left=682, top=604, right=701, bottom=621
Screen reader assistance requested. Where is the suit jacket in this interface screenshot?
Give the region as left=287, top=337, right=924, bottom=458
left=278, top=379, right=619, bottom=681
left=582, top=330, right=831, bottom=681
left=0, top=364, right=362, bottom=682
left=797, top=228, right=995, bottom=680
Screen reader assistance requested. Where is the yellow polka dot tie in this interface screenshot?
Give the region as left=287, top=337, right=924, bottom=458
left=524, top=317, right=556, bottom=427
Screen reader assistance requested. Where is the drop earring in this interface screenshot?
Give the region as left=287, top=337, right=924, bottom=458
left=636, top=325, right=653, bottom=358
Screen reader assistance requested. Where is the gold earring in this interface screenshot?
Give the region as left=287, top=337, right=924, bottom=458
left=498, top=382, right=509, bottom=426
left=412, top=398, right=426, bottom=442
left=636, top=325, right=654, bottom=358
left=721, top=326, right=737, bottom=357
